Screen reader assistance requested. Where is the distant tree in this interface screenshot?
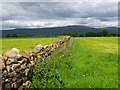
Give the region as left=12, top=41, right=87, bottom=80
left=61, top=33, right=67, bottom=36
left=101, top=30, right=110, bottom=36
left=110, top=34, right=117, bottom=37
left=85, top=30, right=111, bottom=37
left=6, top=34, right=11, bottom=37
left=85, top=32, right=96, bottom=37
left=27, top=35, right=32, bottom=37
left=12, top=33, right=18, bottom=37
left=94, top=32, right=102, bottom=37
left=68, top=31, right=78, bottom=37
left=79, top=34, right=84, bottom=37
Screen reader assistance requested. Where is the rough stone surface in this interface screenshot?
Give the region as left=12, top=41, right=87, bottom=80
left=1, top=36, right=72, bottom=89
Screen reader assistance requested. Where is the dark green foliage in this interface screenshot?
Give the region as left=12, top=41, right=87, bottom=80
left=85, top=30, right=111, bottom=37
left=5, top=34, right=11, bottom=37
left=61, top=30, right=116, bottom=37
left=61, top=31, right=78, bottom=37
left=12, top=33, right=18, bottom=37
left=101, top=30, right=110, bottom=36
left=68, top=31, right=78, bottom=37
left=5, top=34, right=33, bottom=37
left=79, top=34, right=84, bottom=37
left=85, top=32, right=96, bottom=37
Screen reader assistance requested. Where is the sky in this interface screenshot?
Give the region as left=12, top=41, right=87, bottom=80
left=1, top=0, right=119, bottom=30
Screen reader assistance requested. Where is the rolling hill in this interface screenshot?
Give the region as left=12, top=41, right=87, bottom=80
left=1, top=25, right=118, bottom=37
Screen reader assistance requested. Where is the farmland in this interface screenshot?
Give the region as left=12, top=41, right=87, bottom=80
left=2, top=37, right=118, bottom=88
left=2, top=37, right=58, bottom=54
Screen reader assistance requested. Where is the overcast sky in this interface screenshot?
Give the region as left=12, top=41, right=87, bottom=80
left=1, top=0, right=119, bottom=30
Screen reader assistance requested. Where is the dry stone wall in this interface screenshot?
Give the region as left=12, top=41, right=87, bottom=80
left=0, top=36, right=71, bottom=89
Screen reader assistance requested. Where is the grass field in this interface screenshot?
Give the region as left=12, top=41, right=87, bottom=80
left=1, top=37, right=58, bottom=54
left=1, top=37, right=118, bottom=88
left=30, top=37, right=118, bottom=88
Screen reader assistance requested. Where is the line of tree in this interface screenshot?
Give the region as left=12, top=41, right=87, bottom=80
left=62, top=31, right=78, bottom=37
left=61, top=30, right=118, bottom=37
left=5, top=34, right=32, bottom=37
left=6, top=34, right=18, bottom=37
left=5, top=34, right=57, bottom=38
left=85, top=30, right=110, bottom=37
left=5, top=30, right=118, bottom=37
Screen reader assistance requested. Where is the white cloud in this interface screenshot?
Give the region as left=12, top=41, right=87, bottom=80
left=1, top=1, right=118, bottom=29
left=2, top=0, right=119, bottom=2
left=2, top=17, right=118, bottom=29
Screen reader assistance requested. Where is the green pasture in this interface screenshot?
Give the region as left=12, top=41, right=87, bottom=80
left=1, top=37, right=118, bottom=88
left=30, top=37, right=118, bottom=88
left=1, top=37, right=58, bottom=54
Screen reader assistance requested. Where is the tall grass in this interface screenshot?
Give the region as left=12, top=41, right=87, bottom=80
left=30, top=37, right=118, bottom=88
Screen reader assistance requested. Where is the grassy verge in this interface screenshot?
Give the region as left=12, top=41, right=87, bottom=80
left=30, top=37, right=118, bottom=88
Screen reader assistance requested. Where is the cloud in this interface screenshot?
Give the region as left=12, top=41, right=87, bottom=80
left=2, top=18, right=118, bottom=30
left=2, top=0, right=119, bottom=2
left=1, top=1, right=118, bottom=29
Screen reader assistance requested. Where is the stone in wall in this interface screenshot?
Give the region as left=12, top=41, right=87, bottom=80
left=1, top=36, right=72, bottom=89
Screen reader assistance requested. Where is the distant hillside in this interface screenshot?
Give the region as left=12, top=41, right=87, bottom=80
left=2, top=25, right=118, bottom=37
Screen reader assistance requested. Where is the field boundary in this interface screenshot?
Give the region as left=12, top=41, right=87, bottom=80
left=1, top=36, right=72, bottom=89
